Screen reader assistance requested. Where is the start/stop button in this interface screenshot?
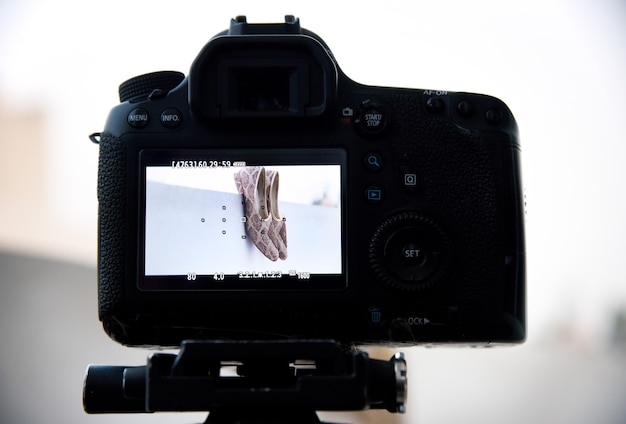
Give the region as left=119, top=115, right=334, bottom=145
left=354, top=100, right=389, bottom=137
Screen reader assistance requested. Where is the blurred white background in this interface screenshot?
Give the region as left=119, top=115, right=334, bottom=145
left=1, top=0, right=626, bottom=423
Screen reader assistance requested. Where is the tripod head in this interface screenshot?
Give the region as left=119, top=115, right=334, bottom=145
left=83, top=339, right=407, bottom=423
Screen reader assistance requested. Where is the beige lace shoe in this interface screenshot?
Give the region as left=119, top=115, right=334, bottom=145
left=265, top=169, right=288, bottom=260
left=233, top=166, right=279, bottom=261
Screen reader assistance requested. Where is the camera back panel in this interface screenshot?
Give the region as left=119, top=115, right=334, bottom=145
left=95, top=16, right=525, bottom=347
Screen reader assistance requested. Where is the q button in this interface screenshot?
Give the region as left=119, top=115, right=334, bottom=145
left=364, top=153, right=383, bottom=172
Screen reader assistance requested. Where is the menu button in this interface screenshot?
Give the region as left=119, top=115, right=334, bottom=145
left=127, top=108, right=149, bottom=128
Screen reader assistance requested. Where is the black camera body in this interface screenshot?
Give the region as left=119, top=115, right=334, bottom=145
left=95, top=16, right=525, bottom=347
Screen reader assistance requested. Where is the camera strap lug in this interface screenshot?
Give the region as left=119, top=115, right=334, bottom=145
left=88, top=132, right=101, bottom=144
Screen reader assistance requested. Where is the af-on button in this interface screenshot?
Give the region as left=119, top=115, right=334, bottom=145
left=425, top=97, right=446, bottom=115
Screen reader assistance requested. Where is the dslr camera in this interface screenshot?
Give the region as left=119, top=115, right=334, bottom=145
left=94, top=16, right=525, bottom=348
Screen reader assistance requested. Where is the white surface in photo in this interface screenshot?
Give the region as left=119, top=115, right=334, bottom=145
left=144, top=180, right=342, bottom=275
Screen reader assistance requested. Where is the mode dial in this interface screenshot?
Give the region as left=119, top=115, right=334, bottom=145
left=118, top=71, right=185, bottom=102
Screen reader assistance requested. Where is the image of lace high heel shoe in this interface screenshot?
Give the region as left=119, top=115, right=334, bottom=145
left=233, top=166, right=279, bottom=261
left=265, top=169, right=288, bottom=260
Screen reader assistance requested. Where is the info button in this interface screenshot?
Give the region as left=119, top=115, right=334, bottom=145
left=160, top=108, right=183, bottom=129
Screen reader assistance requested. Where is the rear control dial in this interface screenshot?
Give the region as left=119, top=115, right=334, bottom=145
left=369, top=211, right=451, bottom=291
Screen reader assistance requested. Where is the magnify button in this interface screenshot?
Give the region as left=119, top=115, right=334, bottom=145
left=365, top=153, right=383, bottom=171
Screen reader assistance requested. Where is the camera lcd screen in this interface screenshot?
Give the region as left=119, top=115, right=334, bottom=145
left=138, top=148, right=347, bottom=291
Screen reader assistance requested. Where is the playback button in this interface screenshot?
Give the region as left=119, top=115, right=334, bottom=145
left=365, top=186, right=383, bottom=203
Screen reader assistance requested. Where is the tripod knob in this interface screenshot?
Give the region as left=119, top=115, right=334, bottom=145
left=367, top=351, right=408, bottom=413
left=83, top=365, right=146, bottom=413
left=392, top=352, right=408, bottom=413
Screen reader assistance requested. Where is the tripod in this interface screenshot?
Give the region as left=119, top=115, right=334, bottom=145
left=83, top=339, right=407, bottom=423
